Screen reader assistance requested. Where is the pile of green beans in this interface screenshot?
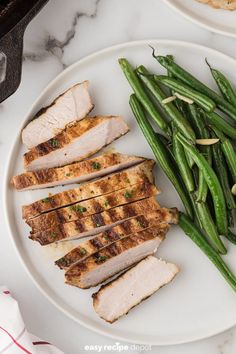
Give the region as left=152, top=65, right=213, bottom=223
left=119, top=55, right=236, bottom=292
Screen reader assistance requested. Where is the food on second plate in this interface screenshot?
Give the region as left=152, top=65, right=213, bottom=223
left=92, top=256, right=179, bottom=323
left=29, top=198, right=177, bottom=245
left=22, top=81, right=94, bottom=149
left=197, top=0, right=236, bottom=10
left=13, top=152, right=144, bottom=191
left=65, top=227, right=168, bottom=289
left=23, top=116, right=129, bottom=171
left=26, top=182, right=159, bottom=231
left=55, top=211, right=174, bottom=270
left=22, top=159, right=154, bottom=219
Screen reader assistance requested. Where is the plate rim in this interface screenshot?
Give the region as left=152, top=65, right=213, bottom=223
left=4, top=39, right=236, bottom=346
left=163, top=0, right=236, bottom=38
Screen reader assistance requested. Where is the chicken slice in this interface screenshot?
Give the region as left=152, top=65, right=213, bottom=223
left=24, top=116, right=129, bottom=171
left=29, top=197, right=178, bottom=245
left=55, top=212, right=172, bottom=269
left=27, top=181, right=159, bottom=232
left=92, top=256, right=179, bottom=323
left=65, top=227, right=168, bottom=289
left=22, top=81, right=94, bottom=148
left=12, top=152, right=143, bottom=191
left=22, top=159, right=154, bottom=219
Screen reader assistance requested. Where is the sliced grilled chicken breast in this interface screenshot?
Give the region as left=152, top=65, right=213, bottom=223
left=22, top=160, right=154, bottom=219
left=30, top=199, right=178, bottom=246
left=197, top=0, right=236, bottom=10
left=65, top=227, right=167, bottom=289
left=29, top=197, right=168, bottom=245
left=92, top=256, right=179, bottom=323
left=27, top=182, right=159, bottom=231
left=13, top=152, right=143, bottom=191
left=55, top=213, right=172, bottom=269
left=22, top=81, right=94, bottom=148
left=24, top=116, right=129, bottom=171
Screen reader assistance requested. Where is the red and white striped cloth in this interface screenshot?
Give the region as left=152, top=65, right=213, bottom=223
left=0, top=286, right=64, bottom=354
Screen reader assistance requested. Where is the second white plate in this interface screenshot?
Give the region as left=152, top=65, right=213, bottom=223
left=4, top=40, right=236, bottom=345
left=164, top=0, right=236, bottom=38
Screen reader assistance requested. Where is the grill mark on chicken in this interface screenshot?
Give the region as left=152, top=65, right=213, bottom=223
left=54, top=213, right=173, bottom=270
left=14, top=153, right=146, bottom=192
left=23, top=164, right=153, bottom=219
left=23, top=116, right=129, bottom=171
left=30, top=198, right=173, bottom=245
left=75, top=220, right=85, bottom=233
left=65, top=227, right=167, bottom=288
left=24, top=181, right=157, bottom=231
left=92, top=213, right=105, bottom=228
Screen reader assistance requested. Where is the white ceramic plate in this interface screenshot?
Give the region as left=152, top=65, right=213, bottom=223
left=164, top=0, right=236, bottom=38
left=4, top=40, right=236, bottom=345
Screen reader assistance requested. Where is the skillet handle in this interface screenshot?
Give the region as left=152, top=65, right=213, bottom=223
left=0, top=25, right=25, bottom=103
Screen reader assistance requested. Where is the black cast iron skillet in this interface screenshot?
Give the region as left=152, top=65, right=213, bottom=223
left=0, top=0, right=49, bottom=103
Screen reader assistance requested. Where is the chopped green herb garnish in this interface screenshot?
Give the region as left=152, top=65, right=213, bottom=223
left=65, top=173, right=71, bottom=177
left=50, top=138, right=60, bottom=148
left=92, top=162, right=101, bottom=170
left=104, top=200, right=109, bottom=207
left=95, top=255, right=108, bottom=263
left=124, top=190, right=133, bottom=198
left=79, top=247, right=87, bottom=255
left=57, top=256, right=70, bottom=267
left=137, top=219, right=145, bottom=228
left=42, top=197, right=50, bottom=203
left=50, top=232, right=58, bottom=240
left=70, top=205, right=87, bottom=213
left=125, top=178, right=131, bottom=183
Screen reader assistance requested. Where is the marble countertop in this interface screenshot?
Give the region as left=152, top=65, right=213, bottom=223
left=1, top=0, right=236, bottom=353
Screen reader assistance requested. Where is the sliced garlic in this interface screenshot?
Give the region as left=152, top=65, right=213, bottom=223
left=231, top=184, right=236, bottom=195
left=174, top=92, right=194, bottom=104
left=162, top=96, right=176, bottom=104
left=196, top=138, right=219, bottom=146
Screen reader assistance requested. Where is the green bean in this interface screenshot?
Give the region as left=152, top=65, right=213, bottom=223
left=154, top=54, right=236, bottom=121
left=167, top=67, right=196, bottom=169
left=225, top=230, right=236, bottom=245
left=118, top=58, right=170, bottom=134
left=154, top=75, right=216, bottom=112
left=136, top=65, right=196, bottom=142
left=187, top=105, right=211, bottom=202
left=172, top=129, right=195, bottom=193
left=206, top=112, right=236, bottom=140
left=176, top=133, right=228, bottom=236
left=206, top=60, right=236, bottom=108
left=195, top=202, right=227, bottom=254
left=211, top=139, right=236, bottom=211
left=211, top=127, right=236, bottom=183
left=179, top=213, right=236, bottom=292
left=129, top=94, right=193, bottom=218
